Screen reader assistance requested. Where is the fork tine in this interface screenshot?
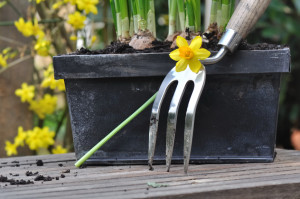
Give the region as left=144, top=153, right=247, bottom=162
left=166, top=81, right=188, bottom=172
left=148, top=67, right=177, bottom=170
left=183, top=68, right=206, bottom=174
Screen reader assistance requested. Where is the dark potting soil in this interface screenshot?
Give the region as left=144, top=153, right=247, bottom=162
left=71, top=37, right=286, bottom=56
left=0, top=175, right=34, bottom=185
left=36, top=159, right=44, bottom=166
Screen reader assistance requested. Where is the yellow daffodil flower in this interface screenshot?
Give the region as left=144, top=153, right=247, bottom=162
left=14, top=126, right=27, bottom=147
left=76, top=0, right=99, bottom=14
left=52, top=145, right=68, bottom=154
left=0, top=54, right=7, bottom=68
left=67, top=11, right=86, bottom=30
left=15, top=83, right=35, bottom=103
left=169, top=36, right=211, bottom=73
left=5, top=141, right=18, bottom=156
left=34, top=38, right=51, bottom=56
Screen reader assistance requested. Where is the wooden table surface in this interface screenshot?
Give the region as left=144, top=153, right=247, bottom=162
left=1, top=149, right=300, bottom=199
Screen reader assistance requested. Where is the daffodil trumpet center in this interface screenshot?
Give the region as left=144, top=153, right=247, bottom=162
left=179, top=46, right=194, bottom=60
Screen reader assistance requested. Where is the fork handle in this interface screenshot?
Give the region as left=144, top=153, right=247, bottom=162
left=227, top=0, right=271, bottom=39
left=219, top=0, right=271, bottom=52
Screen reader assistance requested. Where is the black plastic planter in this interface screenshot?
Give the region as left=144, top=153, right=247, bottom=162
left=53, top=48, right=290, bottom=165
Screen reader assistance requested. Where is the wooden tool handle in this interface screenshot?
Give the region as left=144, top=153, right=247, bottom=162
left=226, top=0, right=271, bottom=39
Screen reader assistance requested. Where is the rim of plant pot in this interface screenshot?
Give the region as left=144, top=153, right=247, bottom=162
left=54, top=48, right=291, bottom=80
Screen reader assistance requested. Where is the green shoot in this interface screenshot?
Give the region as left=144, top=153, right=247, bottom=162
left=185, top=0, right=195, bottom=32
left=220, top=0, right=230, bottom=32
left=119, top=0, right=130, bottom=39
left=168, top=0, right=177, bottom=36
left=210, top=0, right=218, bottom=24
left=191, top=0, right=201, bottom=32
left=109, top=0, right=118, bottom=34
left=74, top=92, right=157, bottom=168
left=176, top=0, right=185, bottom=32
left=147, top=0, right=156, bottom=37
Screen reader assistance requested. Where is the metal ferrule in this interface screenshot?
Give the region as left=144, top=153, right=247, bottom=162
left=218, top=29, right=243, bottom=53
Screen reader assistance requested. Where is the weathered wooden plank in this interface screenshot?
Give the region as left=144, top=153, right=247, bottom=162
left=1, top=149, right=300, bottom=199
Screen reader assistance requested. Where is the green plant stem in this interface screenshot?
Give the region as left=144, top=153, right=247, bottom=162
left=168, top=0, right=177, bottom=35
left=74, top=92, right=157, bottom=168
left=119, top=0, right=130, bottom=39
left=220, top=0, right=230, bottom=32
left=114, top=0, right=122, bottom=38
left=185, top=0, right=195, bottom=31
left=147, top=0, right=156, bottom=37
left=136, top=0, right=147, bottom=30
left=130, top=0, right=138, bottom=33
left=210, top=0, right=218, bottom=24
left=216, top=0, right=222, bottom=28
left=176, top=0, right=185, bottom=32
left=109, top=0, right=118, bottom=34
left=191, top=0, right=201, bottom=32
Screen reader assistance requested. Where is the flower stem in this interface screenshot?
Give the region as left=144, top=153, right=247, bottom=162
left=74, top=92, right=157, bottom=168
left=119, top=0, right=130, bottom=39
left=220, top=0, right=230, bottom=33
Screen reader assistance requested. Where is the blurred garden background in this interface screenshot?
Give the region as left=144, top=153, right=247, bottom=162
left=0, top=0, right=299, bottom=157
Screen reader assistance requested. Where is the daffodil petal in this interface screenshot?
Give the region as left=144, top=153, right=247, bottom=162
left=189, top=58, right=203, bottom=73
left=176, top=36, right=188, bottom=48
left=169, top=49, right=181, bottom=61
left=190, top=36, right=202, bottom=50
left=194, top=48, right=211, bottom=60
left=176, top=59, right=189, bottom=72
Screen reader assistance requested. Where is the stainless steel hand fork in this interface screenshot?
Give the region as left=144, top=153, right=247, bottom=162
left=148, top=0, right=272, bottom=173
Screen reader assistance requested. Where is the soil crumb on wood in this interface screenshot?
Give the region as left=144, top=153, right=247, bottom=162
left=34, top=175, right=52, bottom=181
left=26, top=171, right=39, bottom=176
left=36, top=160, right=44, bottom=166
left=0, top=175, right=34, bottom=185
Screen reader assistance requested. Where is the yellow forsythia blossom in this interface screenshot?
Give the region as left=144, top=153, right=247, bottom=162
left=41, top=65, right=65, bottom=91
left=29, top=94, right=57, bottom=119
left=0, top=54, right=7, bottom=68
left=26, top=127, right=55, bottom=150
left=5, top=141, right=18, bottom=156
left=15, top=83, right=35, bottom=103
left=14, top=18, right=44, bottom=38
left=76, top=0, right=99, bottom=14
left=68, top=11, right=86, bottom=30
left=14, top=126, right=27, bottom=147
left=52, top=145, right=68, bottom=154
left=36, top=0, right=46, bottom=4
left=70, top=35, right=77, bottom=41
left=34, top=38, right=51, bottom=56
left=91, top=35, right=97, bottom=44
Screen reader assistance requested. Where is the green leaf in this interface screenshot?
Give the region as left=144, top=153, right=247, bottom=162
left=147, top=182, right=168, bottom=188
